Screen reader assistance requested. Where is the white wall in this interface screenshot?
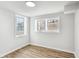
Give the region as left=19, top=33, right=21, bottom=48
left=0, top=8, right=29, bottom=57
left=30, top=12, right=74, bottom=53
left=75, top=9, right=79, bottom=57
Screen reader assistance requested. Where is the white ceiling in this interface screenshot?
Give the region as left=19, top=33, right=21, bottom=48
left=0, top=1, right=72, bottom=17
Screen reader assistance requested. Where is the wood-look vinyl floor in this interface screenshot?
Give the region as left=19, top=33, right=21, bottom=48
left=3, top=45, right=75, bottom=58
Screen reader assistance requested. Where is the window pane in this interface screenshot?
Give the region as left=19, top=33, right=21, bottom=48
left=16, top=15, right=25, bottom=35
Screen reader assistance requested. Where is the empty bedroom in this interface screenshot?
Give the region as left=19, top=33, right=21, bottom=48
left=0, top=0, right=79, bottom=58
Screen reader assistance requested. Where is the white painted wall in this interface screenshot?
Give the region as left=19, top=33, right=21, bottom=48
left=75, top=9, right=79, bottom=57
left=30, top=12, right=74, bottom=53
left=0, top=8, right=29, bottom=57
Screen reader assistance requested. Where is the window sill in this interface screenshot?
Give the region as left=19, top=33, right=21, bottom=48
left=16, top=34, right=25, bottom=37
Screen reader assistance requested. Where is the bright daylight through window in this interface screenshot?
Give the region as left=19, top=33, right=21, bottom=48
left=16, top=15, right=26, bottom=35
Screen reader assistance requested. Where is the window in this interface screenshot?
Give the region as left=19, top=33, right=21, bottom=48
left=16, top=15, right=26, bottom=35
left=35, top=17, right=60, bottom=32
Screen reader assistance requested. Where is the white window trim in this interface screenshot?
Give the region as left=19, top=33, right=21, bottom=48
left=15, top=15, right=27, bottom=37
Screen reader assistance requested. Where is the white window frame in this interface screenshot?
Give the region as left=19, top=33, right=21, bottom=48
left=15, top=15, right=27, bottom=37
left=35, top=16, right=60, bottom=33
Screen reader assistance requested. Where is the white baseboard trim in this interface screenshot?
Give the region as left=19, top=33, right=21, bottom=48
left=74, top=51, right=79, bottom=58
left=31, top=43, right=75, bottom=54
left=0, top=43, right=30, bottom=57
left=74, top=52, right=78, bottom=58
